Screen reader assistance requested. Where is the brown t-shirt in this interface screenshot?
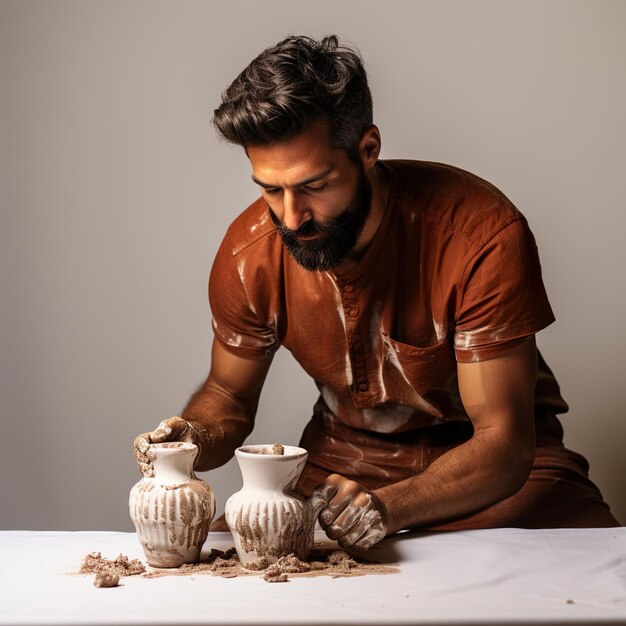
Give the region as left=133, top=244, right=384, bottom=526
left=209, top=160, right=568, bottom=440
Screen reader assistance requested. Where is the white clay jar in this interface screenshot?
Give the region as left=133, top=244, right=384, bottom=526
left=225, top=444, right=319, bottom=566
left=129, top=442, right=215, bottom=568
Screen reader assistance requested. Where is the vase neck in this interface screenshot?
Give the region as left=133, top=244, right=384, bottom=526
left=151, top=443, right=197, bottom=484
left=237, top=455, right=306, bottom=493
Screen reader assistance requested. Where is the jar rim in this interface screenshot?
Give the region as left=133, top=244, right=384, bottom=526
left=149, top=441, right=197, bottom=453
left=236, top=444, right=307, bottom=459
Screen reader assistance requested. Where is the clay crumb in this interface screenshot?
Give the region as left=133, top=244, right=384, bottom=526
left=327, top=550, right=358, bottom=569
left=222, top=547, right=237, bottom=559
left=80, top=552, right=145, bottom=577
left=93, top=570, right=120, bottom=588
left=260, top=553, right=312, bottom=580
left=208, top=548, right=224, bottom=559
left=272, top=554, right=311, bottom=573
left=244, top=557, right=273, bottom=571
left=248, top=444, right=285, bottom=455
left=264, top=570, right=289, bottom=583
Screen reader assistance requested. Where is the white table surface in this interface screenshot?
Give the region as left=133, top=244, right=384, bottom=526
left=1, top=528, right=625, bottom=626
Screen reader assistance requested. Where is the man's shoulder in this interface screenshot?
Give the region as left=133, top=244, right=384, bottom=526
left=222, top=196, right=277, bottom=256
left=384, top=159, right=525, bottom=248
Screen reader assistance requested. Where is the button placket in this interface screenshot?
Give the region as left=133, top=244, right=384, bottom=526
left=339, top=281, right=370, bottom=401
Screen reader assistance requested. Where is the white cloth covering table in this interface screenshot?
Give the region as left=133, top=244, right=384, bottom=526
left=1, top=528, right=625, bottom=626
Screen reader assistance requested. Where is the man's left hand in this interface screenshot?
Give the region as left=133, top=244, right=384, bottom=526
left=310, top=474, right=387, bottom=549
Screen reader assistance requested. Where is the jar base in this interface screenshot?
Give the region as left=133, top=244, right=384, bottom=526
left=143, top=545, right=201, bottom=569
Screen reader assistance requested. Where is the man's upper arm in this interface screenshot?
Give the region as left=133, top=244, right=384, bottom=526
left=456, top=336, right=538, bottom=461
left=206, top=338, right=274, bottom=408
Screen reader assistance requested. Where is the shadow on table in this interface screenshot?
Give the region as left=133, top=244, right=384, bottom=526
left=351, top=528, right=459, bottom=564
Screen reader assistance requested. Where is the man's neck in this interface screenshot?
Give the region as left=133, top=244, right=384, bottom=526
left=333, top=161, right=389, bottom=276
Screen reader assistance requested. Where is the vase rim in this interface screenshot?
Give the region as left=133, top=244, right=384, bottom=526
left=236, top=444, right=307, bottom=460
left=149, top=442, right=197, bottom=454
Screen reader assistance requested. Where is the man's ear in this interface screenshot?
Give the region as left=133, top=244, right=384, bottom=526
left=358, top=125, right=382, bottom=169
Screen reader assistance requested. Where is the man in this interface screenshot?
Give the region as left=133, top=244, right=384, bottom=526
left=134, top=35, right=619, bottom=549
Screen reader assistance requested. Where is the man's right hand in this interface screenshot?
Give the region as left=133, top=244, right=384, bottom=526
left=133, top=416, right=195, bottom=477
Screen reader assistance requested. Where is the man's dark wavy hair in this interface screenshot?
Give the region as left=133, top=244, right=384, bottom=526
left=212, top=35, right=373, bottom=163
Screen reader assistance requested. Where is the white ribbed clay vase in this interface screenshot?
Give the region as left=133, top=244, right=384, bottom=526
left=225, top=444, right=324, bottom=566
left=129, top=442, right=215, bottom=568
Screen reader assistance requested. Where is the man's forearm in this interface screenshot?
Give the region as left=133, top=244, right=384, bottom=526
left=374, top=425, right=534, bottom=534
left=181, top=381, right=255, bottom=471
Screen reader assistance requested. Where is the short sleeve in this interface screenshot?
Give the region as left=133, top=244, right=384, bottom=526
left=208, top=236, right=279, bottom=360
left=454, top=218, right=555, bottom=362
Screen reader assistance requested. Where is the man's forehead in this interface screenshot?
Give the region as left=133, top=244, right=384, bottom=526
left=248, top=141, right=342, bottom=188
left=247, top=119, right=346, bottom=187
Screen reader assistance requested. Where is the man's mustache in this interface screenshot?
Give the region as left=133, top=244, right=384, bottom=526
left=290, top=219, right=325, bottom=237
left=270, top=209, right=330, bottom=238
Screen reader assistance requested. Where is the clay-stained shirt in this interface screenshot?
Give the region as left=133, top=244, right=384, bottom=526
left=209, top=160, right=568, bottom=436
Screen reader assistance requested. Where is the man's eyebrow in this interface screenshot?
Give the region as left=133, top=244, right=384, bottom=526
left=251, top=169, right=332, bottom=189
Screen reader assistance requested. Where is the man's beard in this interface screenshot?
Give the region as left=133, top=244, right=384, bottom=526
left=268, top=166, right=373, bottom=272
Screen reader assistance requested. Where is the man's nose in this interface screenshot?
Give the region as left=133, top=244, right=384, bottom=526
left=283, top=190, right=312, bottom=231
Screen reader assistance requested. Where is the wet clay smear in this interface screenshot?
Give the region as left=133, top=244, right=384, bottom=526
left=80, top=551, right=146, bottom=586
left=144, top=546, right=398, bottom=583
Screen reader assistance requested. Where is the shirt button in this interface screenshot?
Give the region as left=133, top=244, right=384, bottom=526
left=358, top=382, right=369, bottom=393
left=343, top=283, right=354, bottom=293
left=349, top=307, right=359, bottom=318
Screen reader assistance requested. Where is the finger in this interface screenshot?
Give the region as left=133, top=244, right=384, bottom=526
left=320, top=490, right=354, bottom=528
left=319, top=479, right=363, bottom=527
left=166, top=416, right=190, bottom=437
left=337, top=519, right=370, bottom=549
left=348, top=509, right=386, bottom=550
left=133, top=447, right=154, bottom=465
left=336, top=507, right=382, bottom=549
left=135, top=461, right=155, bottom=478
left=308, top=490, right=330, bottom=519
left=350, top=526, right=383, bottom=550
left=150, top=420, right=174, bottom=442
left=309, top=474, right=337, bottom=517
left=134, top=444, right=156, bottom=462
left=133, top=448, right=155, bottom=476
left=353, top=532, right=379, bottom=550
left=151, top=416, right=188, bottom=442
left=134, top=433, right=152, bottom=454
left=311, top=473, right=345, bottom=498
left=325, top=502, right=363, bottom=541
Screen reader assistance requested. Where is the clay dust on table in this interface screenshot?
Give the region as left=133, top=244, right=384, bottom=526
left=143, top=545, right=399, bottom=583
left=79, top=551, right=146, bottom=587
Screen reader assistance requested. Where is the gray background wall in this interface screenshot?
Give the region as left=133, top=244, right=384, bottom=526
left=1, top=0, right=624, bottom=530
